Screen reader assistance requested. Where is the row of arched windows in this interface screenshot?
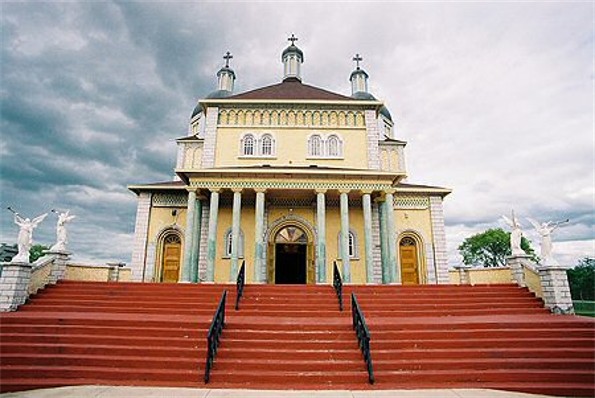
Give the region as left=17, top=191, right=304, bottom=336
left=239, top=133, right=344, bottom=158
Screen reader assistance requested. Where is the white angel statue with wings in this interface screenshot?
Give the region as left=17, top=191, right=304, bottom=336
left=10, top=211, right=48, bottom=263
left=501, top=210, right=524, bottom=256
left=526, top=217, right=569, bottom=265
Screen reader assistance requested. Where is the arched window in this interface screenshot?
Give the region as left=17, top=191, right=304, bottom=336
left=224, top=229, right=244, bottom=258
left=338, top=230, right=358, bottom=259
left=261, top=134, right=273, bottom=156
left=327, top=135, right=341, bottom=157
left=309, top=135, right=322, bottom=157
left=242, top=134, right=255, bottom=156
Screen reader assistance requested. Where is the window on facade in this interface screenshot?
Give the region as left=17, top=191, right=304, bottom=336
left=338, top=230, right=358, bottom=259
left=241, top=134, right=255, bottom=156
left=309, top=135, right=322, bottom=157
left=261, top=134, right=273, bottom=156
left=224, top=229, right=244, bottom=258
left=328, top=135, right=341, bottom=157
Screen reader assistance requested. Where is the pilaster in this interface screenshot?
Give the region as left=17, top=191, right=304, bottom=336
left=130, top=192, right=152, bottom=282
left=429, top=196, right=449, bottom=284
left=361, top=190, right=374, bottom=284
left=384, top=189, right=398, bottom=284
left=206, top=189, right=221, bottom=282
left=182, top=190, right=197, bottom=282
left=254, top=189, right=266, bottom=283
left=230, top=189, right=242, bottom=280
left=339, top=189, right=351, bottom=283
left=201, top=106, right=219, bottom=168
left=315, top=189, right=327, bottom=283
left=364, top=109, right=380, bottom=170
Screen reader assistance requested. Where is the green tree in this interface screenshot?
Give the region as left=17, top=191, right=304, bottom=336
left=567, top=257, right=595, bottom=301
left=458, top=228, right=536, bottom=267
left=29, top=244, right=50, bottom=263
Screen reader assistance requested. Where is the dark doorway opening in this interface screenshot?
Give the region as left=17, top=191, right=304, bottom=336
left=275, top=244, right=307, bottom=284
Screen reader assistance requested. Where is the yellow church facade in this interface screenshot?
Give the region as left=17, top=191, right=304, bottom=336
left=129, top=39, right=451, bottom=285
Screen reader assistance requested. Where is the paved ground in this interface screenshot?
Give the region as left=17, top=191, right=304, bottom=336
left=0, top=387, right=557, bottom=398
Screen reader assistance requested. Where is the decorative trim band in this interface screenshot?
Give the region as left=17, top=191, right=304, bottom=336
left=189, top=180, right=392, bottom=191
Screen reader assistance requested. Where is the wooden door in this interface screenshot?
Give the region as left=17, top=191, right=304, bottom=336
left=400, top=237, right=419, bottom=285
left=162, top=234, right=181, bottom=283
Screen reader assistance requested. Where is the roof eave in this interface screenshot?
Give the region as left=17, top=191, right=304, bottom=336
left=200, top=98, right=383, bottom=107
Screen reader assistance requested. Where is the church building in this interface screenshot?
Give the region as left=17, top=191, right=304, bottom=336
left=129, top=37, right=451, bottom=285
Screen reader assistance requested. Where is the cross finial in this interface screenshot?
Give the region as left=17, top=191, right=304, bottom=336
left=353, top=53, right=363, bottom=69
left=288, top=34, right=298, bottom=45
left=223, top=51, right=233, bottom=68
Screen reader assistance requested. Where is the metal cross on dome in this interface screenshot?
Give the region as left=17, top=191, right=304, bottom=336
left=353, top=53, right=363, bottom=69
left=288, top=34, right=298, bottom=45
left=223, top=51, right=233, bottom=67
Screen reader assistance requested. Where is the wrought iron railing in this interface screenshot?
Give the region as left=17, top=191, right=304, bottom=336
left=204, top=290, right=227, bottom=383
left=351, top=293, right=374, bottom=384
left=333, top=261, right=343, bottom=311
left=235, top=260, right=245, bottom=310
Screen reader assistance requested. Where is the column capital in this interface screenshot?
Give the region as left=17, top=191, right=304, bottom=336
left=254, top=188, right=267, bottom=194
left=314, top=188, right=327, bottom=194
left=360, top=189, right=374, bottom=195
left=209, top=188, right=221, bottom=193
left=186, top=188, right=198, bottom=194
left=231, top=188, right=243, bottom=194
left=384, top=188, right=397, bottom=195
left=338, top=188, right=351, bottom=195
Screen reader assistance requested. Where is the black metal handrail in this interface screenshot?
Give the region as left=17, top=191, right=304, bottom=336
left=204, top=290, right=227, bottom=383
left=235, top=260, right=245, bottom=310
left=333, top=261, right=343, bottom=311
left=351, top=293, right=374, bottom=384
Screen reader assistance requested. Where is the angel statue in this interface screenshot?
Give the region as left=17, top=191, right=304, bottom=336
left=501, top=210, right=524, bottom=256
left=8, top=208, right=48, bottom=263
left=50, top=210, right=76, bottom=252
left=526, top=217, right=569, bottom=265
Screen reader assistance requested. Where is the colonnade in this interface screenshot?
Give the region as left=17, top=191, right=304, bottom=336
left=181, top=187, right=400, bottom=284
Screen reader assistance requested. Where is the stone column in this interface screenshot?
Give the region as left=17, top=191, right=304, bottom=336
left=230, top=188, right=242, bottom=280
left=46, top=250, right=71, bottom=284
left=339, top=189, right=351, bottom=283
left=254, top=189, right=266, bottom=283
left=377, top=197, right=390, bottom=284
left=539, top=265, right=574, bottom=314
left=507, top=254, right=532, bottom=287
left=0, top=262, right=32, bottom=312
left=206, top=189, right=221, bottom=282
left=315, top=189, right=327, bottom=283
left=182, top=189, right=197, bottom=282
left=384, top=189, right=399, bottom=284
left=453, top=263, right=471, bottom=285
left=361, top=190, right=374, bottom=284
left=190, top=196, right=203, bottom=283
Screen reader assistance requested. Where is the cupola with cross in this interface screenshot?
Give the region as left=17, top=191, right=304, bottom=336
left=282, top=34, right=304, bottom=82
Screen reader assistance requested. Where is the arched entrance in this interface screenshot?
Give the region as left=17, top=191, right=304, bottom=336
left=399, top=236, right=419, bottom=285
left=267, top=222, right=315, bottom=284
left=161, top=233, right=182, bottom=283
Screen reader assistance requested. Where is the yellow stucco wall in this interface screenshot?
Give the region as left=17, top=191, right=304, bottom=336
left=29, top=263, right=52, bottom=294
left=524, top=266, right=543, bottom=298
left=65, top=264, right=110, bottom=281
left=214, top=127, right=368, bottom=169
left=448, top=267, right=513, bottom=285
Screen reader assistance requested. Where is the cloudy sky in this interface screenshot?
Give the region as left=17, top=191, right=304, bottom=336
left=1, top=1, right=593, bottom=267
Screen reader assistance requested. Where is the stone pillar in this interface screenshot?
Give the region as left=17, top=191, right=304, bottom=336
left=507, top=254, right=532, bottom=287
left=0, top=262, right=32, bottom=311
left=339, top=190, right=351, bottom=283
left=315, top=189, right=327, bottom=283
left=539, top=265, right=574, bottom=314
left=190, top=196, right=203, bottom=283
left=206, top=189, right=221, bottom=282
left=107, top=262, right=126, bottom=282
left=454, top=263, right=471, bottom=285
left=361, top=190, right=374, bottom=284
left=377, top=197, right=390, bottom=284
left=254, top=189, right=266, bottom=283
left=130, top=192, right=152, bottom=282
left=182, top=190, right=197, bottom=282
left=230, top=188, right=242, bottom=280
left=46, top=250, right=71, bottom=284
left=384, top=189, right=399, bottom=284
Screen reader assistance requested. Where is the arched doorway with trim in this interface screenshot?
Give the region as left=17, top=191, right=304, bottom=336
left=267, top=218, right=315, bottom=285
left=398, top=234, right=424, bottom=285
left=157, top=230, right=183, bottom=283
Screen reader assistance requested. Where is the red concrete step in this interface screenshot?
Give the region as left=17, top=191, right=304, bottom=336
left=1, top=333, right=203, bottom=348
left=222, top=338, right=358, bottom=350
left=372, top=347, right=594, bottom=360
left=0, top=324, right=204, bottom=338
left=371, top=337, right=595, bottom=350
left=214, top=358, right=365, bottom=372
left=0, top=343, right=201, bottom=358
left=215, top=347, right=362, bottom=361
left=373, top=357, right=595, bottom=371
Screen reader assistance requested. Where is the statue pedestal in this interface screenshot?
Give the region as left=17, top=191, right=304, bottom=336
left=45, top=250, right=71, bottom=284
left=506, top=254, right=532, bottom=287
left=538, top=264, right=574, bottom=314
left=0, top=262, right=33, bottom=312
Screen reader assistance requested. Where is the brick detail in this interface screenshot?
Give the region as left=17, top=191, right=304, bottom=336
left=201, top=106, right=219, bottom=168
left=364, top=110, right=380, bottom=170
left=429, top=196, right=449, bottom=284
left=538, top=266, right=574, bottom=314
left=371, top=202, right=382, bottom=283
left=0, top=262, right=33, bottom=312
left=46, top=251, right=71, bottom=284
left=130, top=192, right=152, bottom=282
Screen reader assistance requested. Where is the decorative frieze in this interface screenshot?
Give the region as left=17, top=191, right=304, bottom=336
left=190, top=180, right=392, bottom=191
left=153, top=192, right=188, bottom=208
left=218, top=107, right=366, bottom=128
left=394, top=195, right=429, bottom=209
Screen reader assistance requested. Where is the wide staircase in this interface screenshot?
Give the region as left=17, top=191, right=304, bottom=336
left=1, top=281, right=594, bottom=396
